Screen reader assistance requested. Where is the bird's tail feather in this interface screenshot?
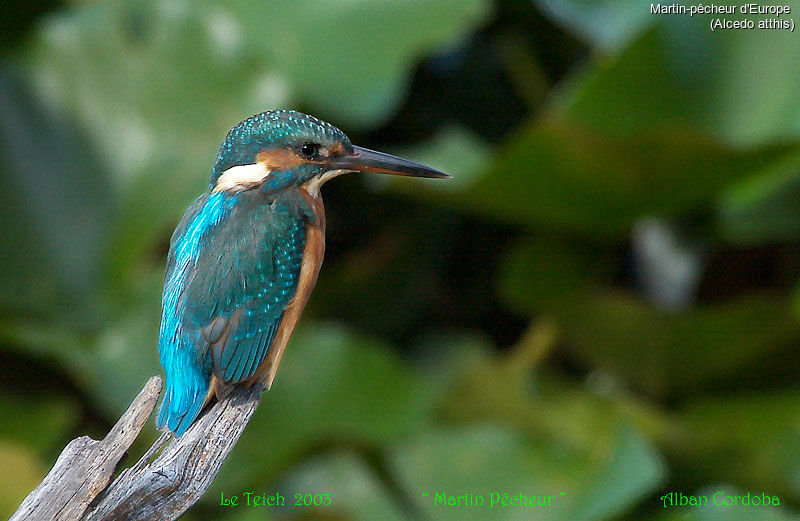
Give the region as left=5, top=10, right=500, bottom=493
left=156, top=386, right=208, bottom=437
left=157, top=343, right=210, bottom=437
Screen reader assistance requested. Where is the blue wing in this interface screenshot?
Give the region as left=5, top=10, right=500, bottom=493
left=199, top=215, right=305, bottom=384
left=157, top=190, right=307, bottom=436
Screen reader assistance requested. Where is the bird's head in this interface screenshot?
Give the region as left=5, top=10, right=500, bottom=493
left=209, top=110, right=448, bottom=195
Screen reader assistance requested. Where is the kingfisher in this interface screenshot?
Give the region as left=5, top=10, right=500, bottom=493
left=156, top=110, right=449, bottom=436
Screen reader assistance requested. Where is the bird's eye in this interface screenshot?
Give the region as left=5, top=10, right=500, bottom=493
left=299, top=142, right=319, bottom=159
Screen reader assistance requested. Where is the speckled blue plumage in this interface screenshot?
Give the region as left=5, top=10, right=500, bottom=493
left=156, top=110, right=337, bottom=436
left=210, top=110, right=349, bottom=188
left=156, top=109, right=446, bottom=436
left=157, top=188, right=312, bottom=435
left=156, top=191, right=234, bottom=435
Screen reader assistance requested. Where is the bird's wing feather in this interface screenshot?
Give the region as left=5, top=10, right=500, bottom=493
left=186, top=194, right=307, bottom=385
left=157, top=190, right=310, bottom=435
left=157, top=191, right=234, bottom=435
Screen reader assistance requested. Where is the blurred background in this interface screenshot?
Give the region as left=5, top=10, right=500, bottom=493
left=1, top=0, right=799, bottom=520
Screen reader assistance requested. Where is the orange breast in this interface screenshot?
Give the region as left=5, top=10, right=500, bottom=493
left=246, top=187, right=326, bottom=389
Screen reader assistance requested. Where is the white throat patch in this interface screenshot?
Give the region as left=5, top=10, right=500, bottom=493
left=214, top=163, right=271, bottom=192
left=303, top=169, right=352, bottom=198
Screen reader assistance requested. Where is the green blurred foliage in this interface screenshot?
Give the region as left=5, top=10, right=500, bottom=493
left=1, top=0, right=799, bottom=520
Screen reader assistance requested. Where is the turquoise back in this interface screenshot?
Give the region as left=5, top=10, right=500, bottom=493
left=157, top=187, right=311, bottom=435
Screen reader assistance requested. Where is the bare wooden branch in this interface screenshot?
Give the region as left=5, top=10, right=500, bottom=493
left=84, top=383, right=262, bottom=521
left=11, top=375, right=263, bottom=521
left=11, top=376, right=162, bottom=521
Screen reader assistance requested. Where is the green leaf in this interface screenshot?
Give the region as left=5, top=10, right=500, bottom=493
left=411, top=332, right=667, bottom=520
left=0, top=65, right=111, bottom=314
left=700, top=25, right=800, bottom=146
left=0, top=440, right=45, bottom=520
left=558, top=27, right=700, bottom=137
left=219, top=0, right=491, bottom=129
left=389, top=424, right=664, bottom=521
left=26, top=0, right=490, bottom=294
left=716, top=149, right=800, bottom=243
left=678, top=394, right=800, bottom=497
left=212, top=323, right=436, bottom=492
left=89, top=305, right=162, bottom=417
left=28, top=1, right=269, bottom=291
left=278, top=452, right=411, bottom=521
left=680, top=486, right=798, bottom=521
left=499, top=237, right=608, bottom=311
left=559, top=23, right=800, bottom=146
left=533, top=0, right=651, bottom=51
left=457, top=116, right=797, bottom=236
left=560, top=294, right=800, bottom=397
left=498, top=238, right=800, bottom=395
left=568, top=294, right=796, bottom=397
left=0, top=394, right=77, bottom=455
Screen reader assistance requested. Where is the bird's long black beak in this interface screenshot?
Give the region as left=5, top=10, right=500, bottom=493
left=327, top=145, right=451, bottom=179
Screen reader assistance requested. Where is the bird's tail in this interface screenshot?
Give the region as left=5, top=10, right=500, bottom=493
left=157, top=341, right=211, bottom=437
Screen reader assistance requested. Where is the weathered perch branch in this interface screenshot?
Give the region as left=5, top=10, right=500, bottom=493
left=11, top=375, right=262, bottom=521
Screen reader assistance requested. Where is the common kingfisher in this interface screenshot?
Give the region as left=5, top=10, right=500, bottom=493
left=157, top=110, right=449, bottom=436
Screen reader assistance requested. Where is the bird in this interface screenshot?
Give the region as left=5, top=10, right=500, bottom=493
left=156, top=110, right=449, bottom=436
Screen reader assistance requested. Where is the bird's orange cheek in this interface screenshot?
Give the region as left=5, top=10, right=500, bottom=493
left=257, top=148, right=312, bottom=170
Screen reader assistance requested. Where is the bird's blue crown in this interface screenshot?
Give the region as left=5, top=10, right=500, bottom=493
left=209, top=110, right=351, bottom=188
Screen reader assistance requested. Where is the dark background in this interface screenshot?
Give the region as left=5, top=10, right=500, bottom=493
left=1, top=1, right=799, bottom=520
